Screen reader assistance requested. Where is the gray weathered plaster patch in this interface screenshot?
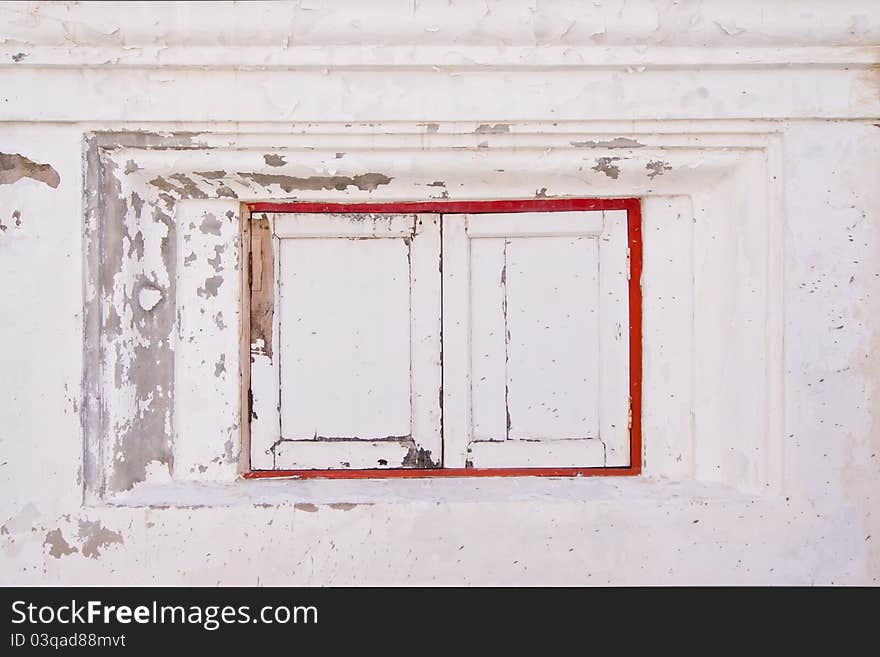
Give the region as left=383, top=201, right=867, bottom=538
left=592, top=156, right=623, bottom=179
left=77, top=520, right=123, bottom=559
left=263, top=154, right=287, bottom=167
left=0, top=152, right=61, bottom=188
left=97, top=155, right=177, bottom=495
left=403, top=445, right=437, bottom=468
left=199, top=213, right=223, bottom=236
left=149, top=174, right=209, bottom=199
left=130, top=192, right=144, bottom=219
left=168, top=173, right=209, bottom=199
left=207, top=244, right=225, bottom=272
left=475, top=123, right=510, bottom=134
left=194, top=170, right=228, bottom=180
left=43, top=529, right=77, bottom=559
left=216, top=185, right=238, bottom=199
left=237, top=172, right=392, bottom=192
left=214, top=353, right=226, bottom=377
left=198, top=275, right=224, bottom=298
left=646, top=159, right=673, bottom=179
left=571, top=137, right=644, bottom=149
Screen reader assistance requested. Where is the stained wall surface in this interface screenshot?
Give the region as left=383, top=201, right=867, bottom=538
left=0, top=1, right=878, bottom=584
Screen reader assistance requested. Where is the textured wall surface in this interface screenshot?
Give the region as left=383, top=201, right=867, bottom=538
left=0, top=1, right=878, bottom=585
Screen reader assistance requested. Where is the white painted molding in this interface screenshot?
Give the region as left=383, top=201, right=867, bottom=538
left=2, top=1, right=877, bottom=51
left=3, top=45, right=877, bottom=70
left=83, top=122, right=785, bottom=505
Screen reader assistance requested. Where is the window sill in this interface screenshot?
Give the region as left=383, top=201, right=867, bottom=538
left=101, top=475, right=766, bottom=509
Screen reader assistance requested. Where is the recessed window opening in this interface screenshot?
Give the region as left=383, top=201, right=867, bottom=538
left=241, top=199, right=642, bottom=480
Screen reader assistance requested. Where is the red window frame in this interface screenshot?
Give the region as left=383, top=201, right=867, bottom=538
left=243, top=198, right=642, bottom=480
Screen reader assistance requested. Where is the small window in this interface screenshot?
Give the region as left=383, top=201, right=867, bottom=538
left=243, top=200, right=641, bottom=478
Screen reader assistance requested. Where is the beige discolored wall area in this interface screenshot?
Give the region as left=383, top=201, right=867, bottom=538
left=0, top=1, right=878, bottom=584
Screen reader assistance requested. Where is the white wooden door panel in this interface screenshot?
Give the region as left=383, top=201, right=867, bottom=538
left=597, top=210, right=631, bottom=465
left=273, top=213, right=414, bottom=238
left=468, top=438, right=606, bottom=468
left=443, top=210, right=631, bottom=469
left=252, top=208, right=630, bottom=472
left=279, top=236, right=411, bottom=439
left=440, top=216, right=472, bottom=468
left=465, top=211, right=605, bottom=237
left=273, top=439, right=414, bottom=470
left=505, top=235, right=600, bottom=440
left=469, top=237, right=508, bottom=442
left=250, top=213, right=442, bottom=470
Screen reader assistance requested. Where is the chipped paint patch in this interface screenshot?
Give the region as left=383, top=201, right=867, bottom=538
left=207, top=244, right=225, bottom=272
left=295, top=503, right=319, bottom=512
left=77, top=520, right=123, bottom=559
left=402, top=445, right=437, bottom=468
left=591, top=157, right=623, bottom=179
left=194, top=170, right=227, bottom=180
left=43, top=529, right=77, bottom=559
left=646, top=160, right=672, bottom=179
left=238, top=172, right=392, bottom=192
left=0, top=152, right=60, bottom=188
left=571, top=137, right=644, bottom=149
left=199, top=213, right=223, bottom=236
left=475, top=123, right=510, bottom=134
left=263, top=154, right=287, bottom=167
left=328, top=503, right=361, bottom=511
left=198, top=275, right=224, bottom=298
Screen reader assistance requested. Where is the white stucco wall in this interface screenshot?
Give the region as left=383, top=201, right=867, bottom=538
left=0, top=1, right=878, bottom=585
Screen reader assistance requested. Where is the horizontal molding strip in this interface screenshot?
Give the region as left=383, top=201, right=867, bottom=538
left=1, top=46, right=877, bottom=70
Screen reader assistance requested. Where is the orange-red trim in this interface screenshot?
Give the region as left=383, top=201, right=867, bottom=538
left=244, top=466, right=638, bottom=480
left=243, top=198, right=643, bottom=480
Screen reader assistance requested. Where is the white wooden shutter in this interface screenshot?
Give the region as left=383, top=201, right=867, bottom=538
left=249, top=213, right=442, bottom=470
left=442, top=210, right=631, bottom=468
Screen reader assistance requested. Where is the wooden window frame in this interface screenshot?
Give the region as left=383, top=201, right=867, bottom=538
left=241, top=198, right=642, bottom=480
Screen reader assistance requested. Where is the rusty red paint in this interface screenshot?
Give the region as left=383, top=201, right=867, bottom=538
left=244, top=198, right=643, bottom=479
left=244, top=466, right=639, bottom=480
left=625, top=198, right=643, bottom=474
left=249, top=198, right=630, bottom=215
